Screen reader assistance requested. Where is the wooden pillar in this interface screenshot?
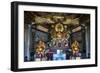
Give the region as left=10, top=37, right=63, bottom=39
left=24, top=24, right=32, bottom=61
left=81, top=24, right=86, bottom=59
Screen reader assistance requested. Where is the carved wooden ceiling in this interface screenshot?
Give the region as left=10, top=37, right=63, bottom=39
left=24, top=11, right=90, bottom=29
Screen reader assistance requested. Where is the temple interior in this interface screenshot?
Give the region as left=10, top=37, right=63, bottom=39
left=24, top=11, right=90, bottom=61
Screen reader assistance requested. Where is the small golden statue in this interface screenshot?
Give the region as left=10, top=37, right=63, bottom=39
left=36, top=40, right=46, bottom=55
left=71, top=40, right=80, bottom=55
left=55, top=23, right=64, bottom=32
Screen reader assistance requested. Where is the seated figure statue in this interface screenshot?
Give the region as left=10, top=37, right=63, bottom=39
left=35, top=40, right=46, bottom=61
left=71, top=40, right=81, bottom=59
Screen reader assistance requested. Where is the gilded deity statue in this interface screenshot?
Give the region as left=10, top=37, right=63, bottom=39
left=36, top=40, right=45, bottom=53
left=35, top=40, right=46, bottom=59
left=71, top=40, right=80, bottom=56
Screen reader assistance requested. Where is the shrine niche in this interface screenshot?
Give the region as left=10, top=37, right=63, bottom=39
left=24, top=11, right=91, bottom=61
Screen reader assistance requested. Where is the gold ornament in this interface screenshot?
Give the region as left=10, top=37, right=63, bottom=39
left=71, top=40, right=80, bottom=54
left=36, top=40, right=45, bottom=53
left=55, top=23, right=64, bottom=32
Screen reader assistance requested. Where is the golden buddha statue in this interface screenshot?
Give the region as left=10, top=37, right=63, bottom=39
left=36, top=40, right=46, bottom=54
left=71, top=40, right=80, bottom=55
left=55, top=23, right=65, bottom=39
